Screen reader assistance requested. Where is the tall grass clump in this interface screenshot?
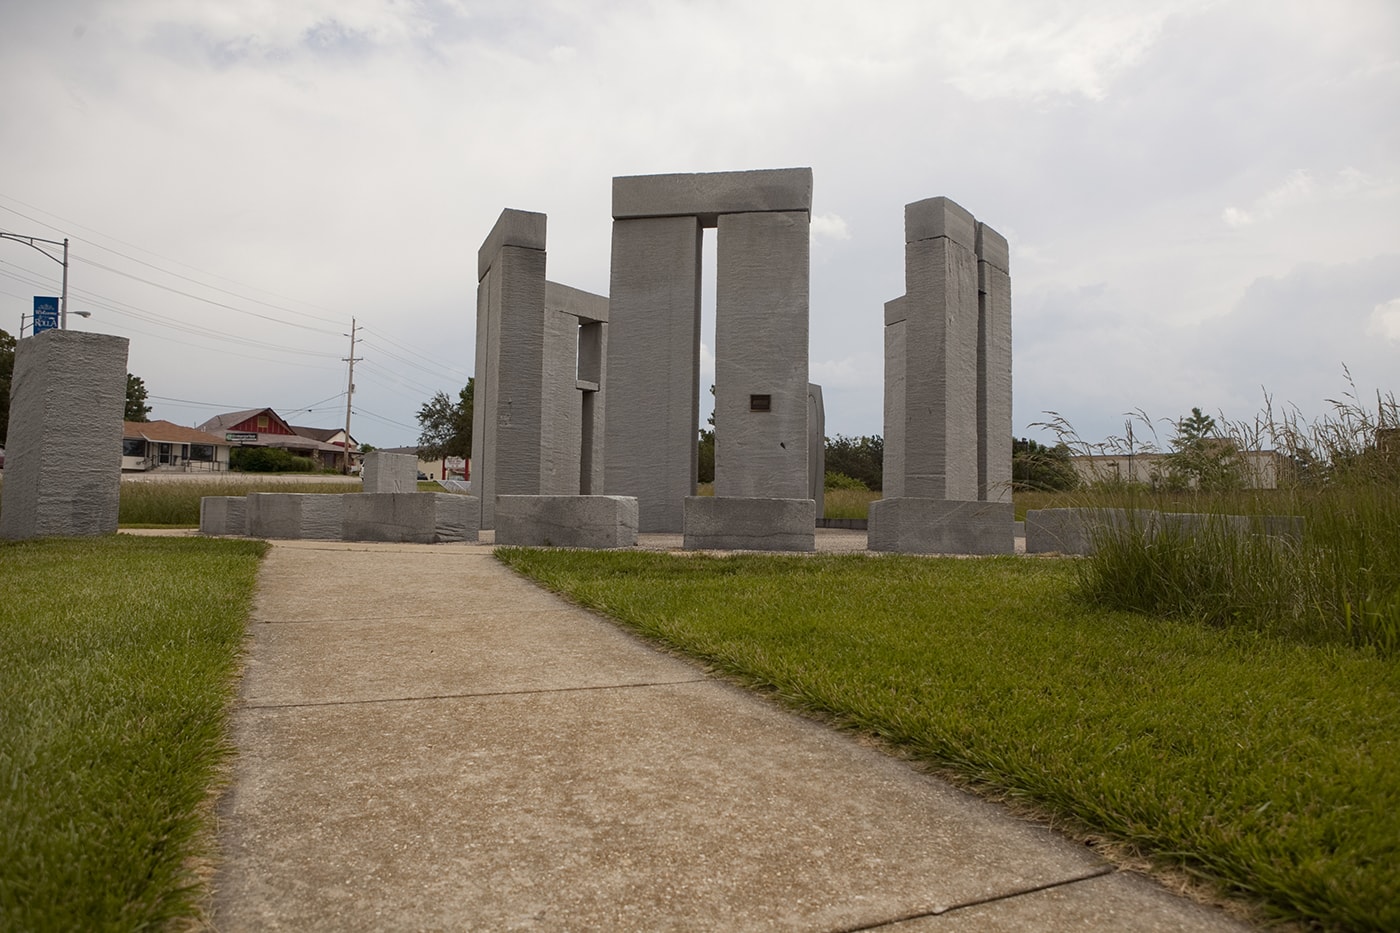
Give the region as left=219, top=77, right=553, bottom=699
left=1050, top=380, right=1400, bottom=654
left=117, top=479, right=356, bottom=527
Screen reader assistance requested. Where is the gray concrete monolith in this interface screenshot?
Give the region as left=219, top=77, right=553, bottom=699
left=871, top=197, right=1014, bottom=554
left=604, top=168, right=814, bottom=545
left=472, top=209, right=609, bottom=530
left=0, top=330, right=128, bottom=539
left=361, top=451, right=418, bottom=493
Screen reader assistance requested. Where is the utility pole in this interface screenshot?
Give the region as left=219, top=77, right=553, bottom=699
left=342, top=318, right=361, bottom=474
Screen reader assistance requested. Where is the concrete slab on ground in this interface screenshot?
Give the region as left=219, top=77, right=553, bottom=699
left=213, top=540, right=1248, bottom=931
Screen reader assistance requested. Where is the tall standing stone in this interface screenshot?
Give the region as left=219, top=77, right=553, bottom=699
left=471, top=209, right=610, bottom=530
left=0, top=330, right=128, bottom=539
left=604, top=167, right=814, bottom=545
left=870, top=197, right=1014, bottom=554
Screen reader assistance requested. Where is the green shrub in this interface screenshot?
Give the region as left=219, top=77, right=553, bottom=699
left=823, top=471, right=868, bottom=491
left=229, top=447, right=319, bottom=473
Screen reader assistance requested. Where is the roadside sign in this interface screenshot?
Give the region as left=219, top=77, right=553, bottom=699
left=225, top=432, right=259, bottom=442
left=32, top=296, right=59, bottom=334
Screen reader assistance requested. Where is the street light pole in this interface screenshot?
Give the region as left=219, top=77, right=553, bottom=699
left=0, top=231, right=71, bottom=327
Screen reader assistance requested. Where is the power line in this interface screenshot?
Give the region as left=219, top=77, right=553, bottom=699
left=0, top=193, right=346, bottom=328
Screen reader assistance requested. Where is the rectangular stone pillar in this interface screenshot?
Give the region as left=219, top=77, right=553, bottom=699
left=904, top=197, right=980, bottom=501
left=882, top=297, right=907, bottom=499
left=977, top=222, right=1013, bottom=504
left=808, top=383, right=825, bottom=517
left=0, top=331, right=127, bottom=539
left=361, top=450, right=418, bottom=493
left=473, top=209, right=548, bottom=529
left=603, top=215, right=703, bottom=532
left=713, top=211, right=810, bottom=499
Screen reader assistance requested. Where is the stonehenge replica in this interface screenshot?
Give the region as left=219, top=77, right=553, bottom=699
left=462, top=172, right=1012, bottom=553
left=0, top=166, right=1013, bottom=552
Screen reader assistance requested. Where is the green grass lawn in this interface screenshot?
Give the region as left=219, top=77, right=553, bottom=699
left=0, top=535, right=266, bottom=932
left=498, top=548, right=1400, bottom=932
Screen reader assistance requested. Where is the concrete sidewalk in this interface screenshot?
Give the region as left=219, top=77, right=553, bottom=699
left=212, top=539, right=1250, bottom=931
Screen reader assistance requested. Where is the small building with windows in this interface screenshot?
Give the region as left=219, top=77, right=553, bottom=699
left=122, top=421, right=232, bottom=473
left=197, top=407, right=349, bottom=470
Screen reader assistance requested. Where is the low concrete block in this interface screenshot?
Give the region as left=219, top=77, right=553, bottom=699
left=343, top=493, right=480, bottom=543
left=246, top=493, right=345, bottom=540
left=200, top=496, right=248, bottom=536
left=361, top=451, right=419, bottom=493
left=1024, top=508, right=1129, bottom=555
left=683, top=497, right=815, bottom=552
left=494, top=495, right=638, bottom=549
left=868, top=498, right=1014, bottom=555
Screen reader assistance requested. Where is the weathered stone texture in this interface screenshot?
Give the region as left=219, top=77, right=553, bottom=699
left=867, top=498, right=1014, bottom=555
left=361, top=451, right=418, bottom=494
left=246, top=493, right=345, bottom=540
left=0, top=330, right=127, bottom=539
left=713, top=211, right=810, bottom=500
left=200, top=496, right=248, bottom=536
left=343, top=493, right=479, bottom=543
left=613, top=168, right=813, bottom=225
left=603, top=215, right=703, bottom=532
left=808, top=384, right=825, bottom=517
left=683, top=497, right=815, bottom=552
left=494, top=495, right=638, bottom=549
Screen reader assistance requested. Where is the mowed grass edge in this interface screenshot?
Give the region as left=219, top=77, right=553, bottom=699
left=497, top=548, right=1400, bottom=931
left=0, top=535, right=267, bottom=932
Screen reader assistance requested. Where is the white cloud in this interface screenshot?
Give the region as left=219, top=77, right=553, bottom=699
left=809, top=213, right=850, bottom=245
left=2, top=0, right=1397, bottom=447
left=1367, top=298, right=1400, bottom=343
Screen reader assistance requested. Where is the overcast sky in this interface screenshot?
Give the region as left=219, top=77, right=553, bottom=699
left=2, top=0, right=1396, bottom=453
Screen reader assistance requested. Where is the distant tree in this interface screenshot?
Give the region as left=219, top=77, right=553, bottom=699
left=1012, top=437, right=1078, bottom=491
left=697, top=426, right=715, bottom=484
left=125, top=373, right=151, bottom=422
left=417, top=379, right=474, bottom=461
left=0, top=328, right=14, bottom=445
left=1163, top=406, right=1243, bottom=491
left=825, top=434, right=883, bottom=491
left=696, top=385, right=717, bottom=484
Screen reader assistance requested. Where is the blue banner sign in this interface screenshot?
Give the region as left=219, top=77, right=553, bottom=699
left=32, top=296, right=59, bottom=335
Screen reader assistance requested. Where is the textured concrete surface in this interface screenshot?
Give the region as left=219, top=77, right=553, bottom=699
left=200, top=496, right=248, bottom=536
left=976, top=222, right=1013, bottom=505
left=342, top=492, right=479, bottom=544
left=212, top=540, right=1251, bottom=931
left=1024, top=508, right=1126, bottom=556
left=713, top=210, right=810, bottom=500
left=360, top=451, right=417, bottom=493
left=612, top=167, right=813, bottom=225
left=808, top=383, right=825, bottom=516
left=603, top=214, right=703, bottom=532
left=903, top=198, right=982, bottom=501
left=494, top=494, right=638, bottom=548
left=868, top=498, right=1015, bottom=555
left=245, top=492, right=346, bottom=540
left=886, top=197, right=1013, bottom=507
left=473, top=208, right=550, bottom=530
left=0, top=330, right=128, bottom=539
left=683, top=496, right=816, bottom=552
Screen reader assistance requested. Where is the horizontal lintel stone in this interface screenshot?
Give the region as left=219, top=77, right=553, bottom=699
left=545, top=280, right=609, bottom=323
left=613, top=168, right=813, bottom=225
